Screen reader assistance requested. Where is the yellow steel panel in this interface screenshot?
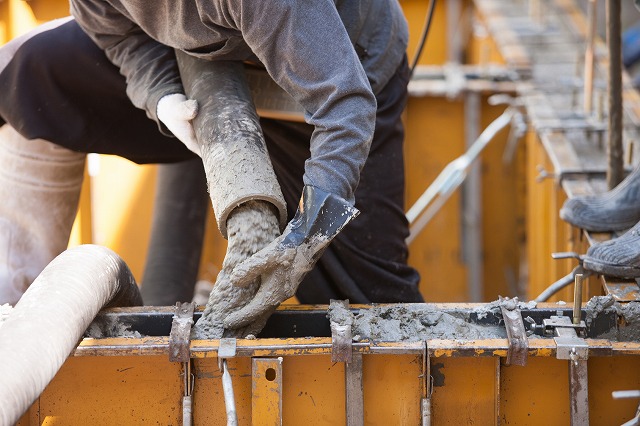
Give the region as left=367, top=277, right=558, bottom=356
left=363, top=354, right=422, bottom=424
left=405, top=96, right=468, bottom=301
left=526, top=130, right=556, bottom=300
left=33, top=355, right=183, bottom=425
left=405, top=94, right=522, bottom=302
left=500, top=356, right=569, bottom=425
left=193, top=357, right=253, bottom=425
left=68, top=165, right=93, bottom=248
left=0, top=2, right=8, bottom=43
left=524, top=131, right=597, bottom=302
left=479, top=100, right=524, bottom=301
left=589, top=356, right=640, bottom=425
left=90, top=158, right=157, bottom=281
left=401, top=0, right=450, bottom=66
left=19, top=1, right=69, bottom=23
left=7, top=0, right=38, bottom=38
left=252, top=357, right=283, bottom=426
left=281, top=355, right=345, bottom=425
left=431, top=357, right=497, bottom=424
left=16, top=338, right=640, bottom=424
left=4, top=0, right=68, bottom=38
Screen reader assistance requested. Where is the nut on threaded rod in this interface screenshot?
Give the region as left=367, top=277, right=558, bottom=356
left=573, top=273, right=584, bottom=325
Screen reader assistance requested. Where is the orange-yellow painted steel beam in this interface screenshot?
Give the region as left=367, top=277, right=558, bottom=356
left=252, top=357, right=283, bottom=425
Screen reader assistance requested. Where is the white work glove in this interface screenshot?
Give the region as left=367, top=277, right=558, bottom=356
left=157, top=93, right=200, bottom=157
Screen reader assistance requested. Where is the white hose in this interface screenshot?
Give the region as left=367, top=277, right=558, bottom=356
left=0, top=244, right=142, bottom=425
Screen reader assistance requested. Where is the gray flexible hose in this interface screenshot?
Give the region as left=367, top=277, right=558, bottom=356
left=0, top=244, right=142, bottom=424
left=175, top=53, right=287, bottom=238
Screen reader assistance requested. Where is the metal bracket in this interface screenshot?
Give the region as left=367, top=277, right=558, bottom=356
left=168, top=302, right=196, bottom=425
left=329, top=300, right=353, bottom=363
left=422, top=341, right=432, bottom=426
left=499, top=298, right=529, bottom=366
left=169, top=302, right=195, bottom=363
left=545, top=315, right=590, bottom=424
left=544, top=316, right=588, bottom=361
left=218, top=338, right=237, bottom=369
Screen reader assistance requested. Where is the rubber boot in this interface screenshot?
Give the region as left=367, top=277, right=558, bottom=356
left=559, top=164, right=640, bottom=232
left=582, top=219, right=640, bottom=278
left=0, top=125, right=86, bottom=305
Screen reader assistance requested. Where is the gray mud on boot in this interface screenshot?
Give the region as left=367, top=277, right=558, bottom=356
left=560, top=165, right=640, bottom=232
left=582, top=220, right=640, bottom=279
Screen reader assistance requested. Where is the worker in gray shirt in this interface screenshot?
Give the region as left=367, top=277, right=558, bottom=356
left=0, top=1, right=424, bottom=333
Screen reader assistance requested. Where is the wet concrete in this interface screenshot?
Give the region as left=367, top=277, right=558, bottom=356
left=84, top=314, right=141, bottom=339
left=329, top=303, right=508, bottom=342
left=585, top=296, right=640, bottom=341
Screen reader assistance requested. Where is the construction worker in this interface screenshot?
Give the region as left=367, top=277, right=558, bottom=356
left=0, top=1, right=424, bottom=333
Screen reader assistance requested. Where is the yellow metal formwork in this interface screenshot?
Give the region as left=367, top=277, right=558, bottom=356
left=15, top=325, right=640, bottom=425
left=405, top=92, right=523, bottom=302
left=3, top=1, right=640, bottom=423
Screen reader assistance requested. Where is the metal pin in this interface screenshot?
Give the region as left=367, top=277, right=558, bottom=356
left=573, top=274, right=584, bottom=325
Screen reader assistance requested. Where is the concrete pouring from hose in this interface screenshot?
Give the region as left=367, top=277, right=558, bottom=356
left=224, top=185, right=359, bottom=329
left=174, top=54, right=290, bottom=338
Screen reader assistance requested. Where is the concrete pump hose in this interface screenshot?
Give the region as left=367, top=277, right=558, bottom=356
left=0, top=244, right=142, bottom=425
left=141, top=158, right=208, bottom=305
left=175, top=52, right=287, bottom=238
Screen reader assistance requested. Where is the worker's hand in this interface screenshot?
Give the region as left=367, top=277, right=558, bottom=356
left=194, top=200, right=280, bottom=338
left=224, top=186, right=359, bottom=329
left=157, top=93, right=200, bottom=156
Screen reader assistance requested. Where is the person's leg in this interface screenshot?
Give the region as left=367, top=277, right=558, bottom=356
left=0, top=125, right=85, bottom=304
left=0, top=19, right=195, bottom=164
left=0, top=20, right=197, bottom=304
left=262, top=57, right=423, bottom=303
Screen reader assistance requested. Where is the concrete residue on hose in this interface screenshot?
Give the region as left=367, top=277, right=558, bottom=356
left=199, top=107, right=287, bottom=238
left=0, top=303, right=12, bottom=329
left=192, top=200, right=280, bottom=340
left=328, top=303, right=507, bottom=342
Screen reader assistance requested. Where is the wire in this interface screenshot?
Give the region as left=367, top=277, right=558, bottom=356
left=409, top=0, right=438, bottom=79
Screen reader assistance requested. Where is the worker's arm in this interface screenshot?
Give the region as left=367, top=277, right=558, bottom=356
left=69, top=2, right=198, bottom=151
left=228, top=0, right=377, bottom=205
left=220, top=0, right=376, bottom=327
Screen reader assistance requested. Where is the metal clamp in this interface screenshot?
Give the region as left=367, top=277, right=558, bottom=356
left=329, top=300, right=353, bottom=363
left=499, top=297, right=529, bottom=366
left=169, top=302, right=195, bottom=363
left=168, top=302, right=196, bottom=425
left=544, top=316, right=588, bottom=362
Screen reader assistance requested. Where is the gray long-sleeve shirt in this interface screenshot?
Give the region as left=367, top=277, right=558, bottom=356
left=69, top=0, right=409, bottom=204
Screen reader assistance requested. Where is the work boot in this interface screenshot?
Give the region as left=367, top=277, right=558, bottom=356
left=559, top=164, right=640, bottom=232
left=582, top=219, right=640, bottom=279
left=0, top=125, right=86, bottom=304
